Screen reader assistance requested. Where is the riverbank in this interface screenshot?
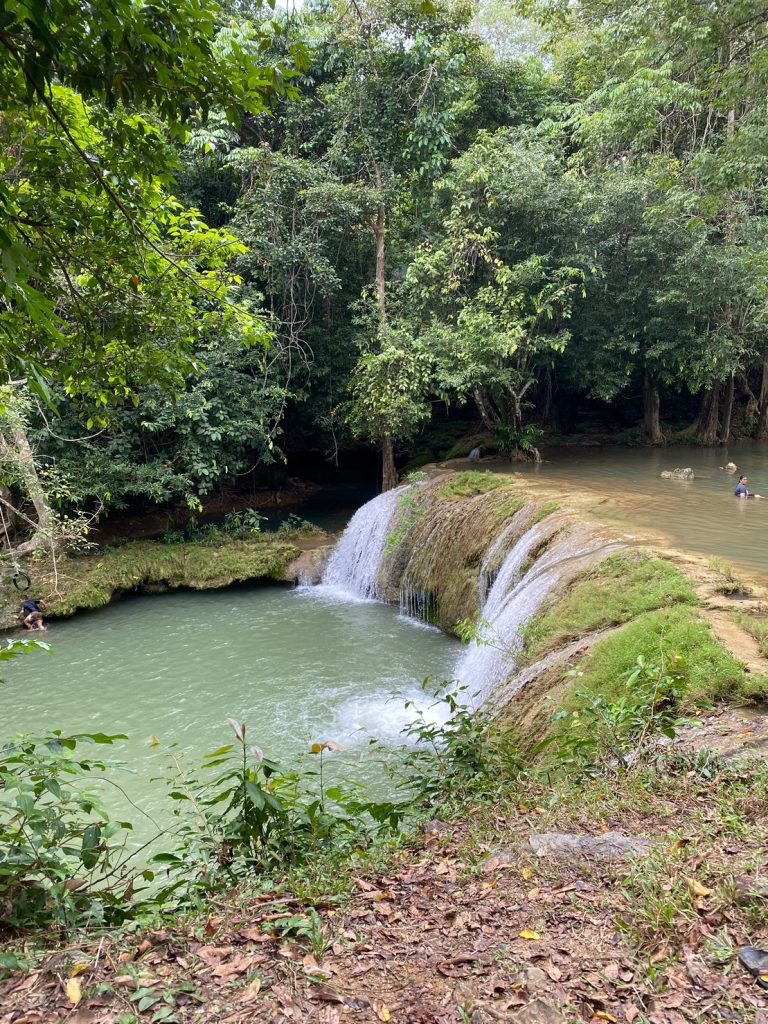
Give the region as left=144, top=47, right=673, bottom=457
left=4, top=710, right=768, bottom=1023
left=0, top=530, right=333, bottom=631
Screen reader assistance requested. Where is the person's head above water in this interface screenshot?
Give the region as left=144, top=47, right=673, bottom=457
left=739, top=475, right=748, bottom=483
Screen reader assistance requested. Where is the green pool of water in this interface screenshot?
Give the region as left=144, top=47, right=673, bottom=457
left=1, top=585, right=460, bottom=836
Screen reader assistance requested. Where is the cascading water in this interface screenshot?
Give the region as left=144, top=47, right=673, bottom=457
left=320, top=485, right=408, bottom=601
left=455, top=524, right=622, bottom=700
left=316, top=484, right=622, bottom=715
left=480, top=515, right=564, bottom=622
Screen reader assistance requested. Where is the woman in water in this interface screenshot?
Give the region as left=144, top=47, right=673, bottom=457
left=735, top=475, right=763, bottom=499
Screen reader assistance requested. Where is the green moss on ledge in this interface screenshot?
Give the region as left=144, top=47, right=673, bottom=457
left=563, top=605, right=744, bottom=711
left=521, top=552, right=697, bottom=661
left=437, top=470, right=510, bottom=500
left=1, top=536, right=302, bottom=627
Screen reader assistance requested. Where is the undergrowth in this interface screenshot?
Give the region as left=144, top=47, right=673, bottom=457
left=560, top=605, right=744, bottom=711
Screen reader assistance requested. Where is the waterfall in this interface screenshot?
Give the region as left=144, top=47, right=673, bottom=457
left=320, top=485, right=408, bottom=601
left=317, top=482, right=623, bottom=708
left=455, top=524, right=622, bottom=699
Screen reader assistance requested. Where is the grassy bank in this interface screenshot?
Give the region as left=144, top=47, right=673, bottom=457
left=3, top=471, right=768, bottom=1022
left=4, top=679, right=768, bottom=1023
left=0, top=533, right=315, bottom=630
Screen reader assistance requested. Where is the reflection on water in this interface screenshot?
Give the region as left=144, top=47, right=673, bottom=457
left=503, top=442, right=768, bottom=579
left=1, top=586, right=460, bottom=832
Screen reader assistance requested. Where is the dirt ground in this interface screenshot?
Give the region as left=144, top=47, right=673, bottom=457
left=4, top=751, right=768, bottom=1024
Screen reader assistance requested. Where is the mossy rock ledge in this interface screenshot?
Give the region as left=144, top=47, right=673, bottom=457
left=0, top=535, right=317, bottom=630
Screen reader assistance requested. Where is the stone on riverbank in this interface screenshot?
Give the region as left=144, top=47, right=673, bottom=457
left=528, top=831, right=652, bottom=861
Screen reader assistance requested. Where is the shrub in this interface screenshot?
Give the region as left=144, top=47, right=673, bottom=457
left=0, top=731, right=142, bottom=930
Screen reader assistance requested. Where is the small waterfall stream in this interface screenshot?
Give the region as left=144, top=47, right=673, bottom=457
left=320, top=485, right=408, bottom=600
left=456, top=526, right=621, bottom=698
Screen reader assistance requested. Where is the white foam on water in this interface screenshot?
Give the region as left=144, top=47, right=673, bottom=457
left=329, top=688, right=453, bottom=746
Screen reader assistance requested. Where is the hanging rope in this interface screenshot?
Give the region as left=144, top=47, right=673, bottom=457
left=0, top=500, right=31, bottom=591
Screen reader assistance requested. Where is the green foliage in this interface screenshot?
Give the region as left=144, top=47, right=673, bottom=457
left=396, top=683, right=526, bottom=807
left=277, top=514, right=317, bottom=535
left=154, top=724, right=407, bottom=893
left=0, top=0, right=299, bottom=399
left=0, top=730, right=140, bottom=930
left=0, top=638, right=50, bottom=684
left=552, top=653, right=688, bottom=771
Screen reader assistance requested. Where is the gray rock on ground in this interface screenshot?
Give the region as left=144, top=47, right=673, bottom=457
left=660, top=467, right=694, bottom=480
left=513, top=998, right=566, bottom=1024
left=528, top=831, right=652, bottom=861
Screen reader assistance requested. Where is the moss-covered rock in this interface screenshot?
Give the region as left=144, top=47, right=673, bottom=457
left=0, top=536, right=304, bottom=629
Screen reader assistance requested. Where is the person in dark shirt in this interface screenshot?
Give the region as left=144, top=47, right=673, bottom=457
left=735, top=475, right=763, bottom=499
left=18, top=597, right=47, bottom=631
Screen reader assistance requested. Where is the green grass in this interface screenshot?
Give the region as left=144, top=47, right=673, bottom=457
left=562, top=604, right=745, bottom=711
left=530, top=500, right=560, bottom=524
left=708, top=556, right=752, bottom=595
left=522, top=553, right=697, bottom=660
left=437, top=470, right=510, bottom=500
left=732, top=610, right=768, bottom=658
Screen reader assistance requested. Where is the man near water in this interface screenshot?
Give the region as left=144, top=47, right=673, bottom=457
left=18, top=597, right=47, bottom=631
left=735, top=475, right=763, bottom=499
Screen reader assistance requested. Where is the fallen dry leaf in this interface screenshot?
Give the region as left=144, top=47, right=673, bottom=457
left=66, top=977, right=82, bottom=1006
left=211, top=954, right=258, bottom=979
left=238, top=978, right=262, bottom=1003
left=374, top=1003, right=391, bottom=1022
left=519, top=930, right=541, bottom=941
left=684, top=877, right=713, bottom=898
left=522, top=867, right=533, bottom=881
left=594, top=1013, right=618, bottom=1022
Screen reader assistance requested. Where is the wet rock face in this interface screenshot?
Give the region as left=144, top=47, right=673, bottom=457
left=284, top=546, right=332, bottom=586
left=528, top=831, right=652, bottom=861
left=660, top=467, right=695, bottom=480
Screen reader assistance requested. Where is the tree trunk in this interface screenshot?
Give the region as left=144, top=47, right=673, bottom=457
left=374, top=200, right=386, bottom=326
left=720, top=374, right=735, bottom=444
left=696, top=386, right=720, bottom=444
left=381, top=434, right=397, bottom=492
left=473, top=388, right=498, bottom=433
left=371, top=164, right=393, bottom=491
left=541, top=365, right=558, bottom=430
left=755, top=349, right=768, bottom=439
left=0, top=485, right=19, bottom=540
left=0, top=420, right=55, bottom=550
left=642, top=372, right=663, bottom=445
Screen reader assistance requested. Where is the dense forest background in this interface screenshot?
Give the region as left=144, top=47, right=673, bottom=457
left=2, top=0, right=768, bottom=542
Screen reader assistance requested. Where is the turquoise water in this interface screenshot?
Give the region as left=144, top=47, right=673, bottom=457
left=1, top=585, right=460, bottom=832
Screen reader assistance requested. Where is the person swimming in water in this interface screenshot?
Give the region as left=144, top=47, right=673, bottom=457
left=735, top=475, right=763, bottom=499
left=18, top=597, right=47, bottom=631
